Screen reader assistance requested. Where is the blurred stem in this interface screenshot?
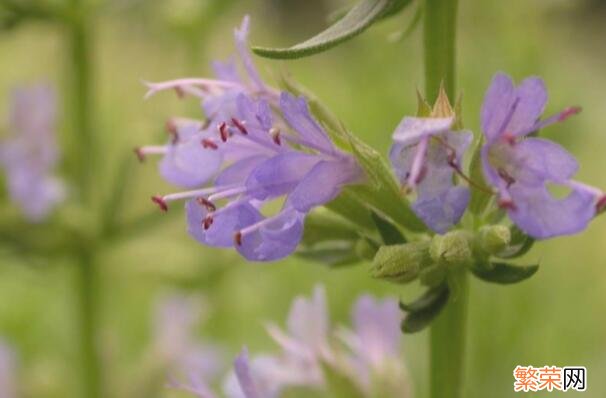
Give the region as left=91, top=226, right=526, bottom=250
left=76, top=250, right=101, bottom=398
left=66, top=1, right=102, bottom=397
left=424, top=0, right=458, bottom=102
left=424, top=1, right=467, bottom=398
left=67, top=0, right=94, bottom=203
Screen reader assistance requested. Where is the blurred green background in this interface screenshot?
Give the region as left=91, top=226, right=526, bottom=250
left=0, top=0, right=605, bottom=397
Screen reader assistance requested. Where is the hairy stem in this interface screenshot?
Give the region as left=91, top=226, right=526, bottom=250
left=424, top=1, right=467, bottom=398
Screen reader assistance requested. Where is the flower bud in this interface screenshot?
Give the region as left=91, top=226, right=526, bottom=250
left=478, top=225, right=511, bottom=255
left=370, top=242, right=431, bottom=284
left=429, top=231, right=473, bottom=268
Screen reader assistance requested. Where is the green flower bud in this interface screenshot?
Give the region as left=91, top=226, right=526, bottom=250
left=429, top=231, right=473, bottom=268
left=370, top=242, right=431, bottom=284
left=478, top=225, right=511, bottom=255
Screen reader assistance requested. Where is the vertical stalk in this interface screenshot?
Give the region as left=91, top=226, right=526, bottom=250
left=424, top=1, right=467, bottom=398
left=424, top=0, right=458, bottom=102
left=66, top=1, right=101, bottom=397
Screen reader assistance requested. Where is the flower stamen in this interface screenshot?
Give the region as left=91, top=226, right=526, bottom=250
left=151, top=196, right=168, bottom=212
left=231, top=118, right=248, bottom=135
left=201, top=139, right=219, bottom=150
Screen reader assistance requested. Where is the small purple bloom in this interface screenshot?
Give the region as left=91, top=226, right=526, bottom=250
left=480, top=73, right=603, bottom=239
left=0, top=85, right=66, bottom=221
left=338, top=296, right=410, bottom=396
left=153, top=294, right=224, bottom=387
left=389, top=116, right=472, bottom=233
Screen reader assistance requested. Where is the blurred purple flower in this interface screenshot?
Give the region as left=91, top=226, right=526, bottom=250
left=480, top=73, right=604, bottom=239
left=389, top=116, right=472, bottom=233
left=176, top=286, right=409, bottom=398
left=0, top=340, right=17, bottom=398
left=338, top=296, right=410, bottom=396
left=153, top=294, right=224, bottom=388
left=0, top=86, right=66, bottom=221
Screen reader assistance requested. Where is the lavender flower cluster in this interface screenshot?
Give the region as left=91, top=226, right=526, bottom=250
left=0, top=86, right=65, bottom=222
left=138, top=17, right=361, bottom=261
left=162, top=287, right=409, bottom=398
left=139, top=17, right=604, bottom=264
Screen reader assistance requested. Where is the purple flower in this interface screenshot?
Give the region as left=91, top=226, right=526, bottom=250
left=150, top=93, right=361, bottom=262
left=0, top=86, right=66, bottom=222
left=480, top=73, right=604, bottom=239
left=153, top=294, right=224, bottom=387
left=389, top=116, right=472, bottom=233
left=338, top=296, right=410, bottom=396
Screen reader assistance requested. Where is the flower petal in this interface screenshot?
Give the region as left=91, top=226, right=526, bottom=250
left=212, top=58, right=241, bottom=83
left=286, top=286, right=329, bottom=352
left=509, top=137, right=579, bottom=185
left=480, top=73, right=516, bottom=142
left=412, top=186, right=470, bottom=234
left=508, top=77, right=547, bottom=137
left=215, top=155, right=269, bottom=187
left=287, top=158, right=361, bottom=213
left=186, top=200, right=262, bottom=248
left=233, top=348, right=260, bottom=398
left=234, top=16, right=265, bottom=91
left=279, top=93, right=335, bottom=153
left=245, top=152, right=320, bottom=200
left=507, top=183, right=597, bottom=239
left=391, top=116, right=454, bottom=146
left=160, top=138, right=223, bottom=188
left=236, top=208, right=305, bottom=261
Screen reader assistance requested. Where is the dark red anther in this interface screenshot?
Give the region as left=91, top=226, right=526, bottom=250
left=596, top=195, right=606, bottom=214
left=415, top=165, right=428, bottom=184
left=231, top=118, right=248, bottom=135
left=133, top=147, right=145, bottom=162
left=558, top=106, right=582, bottom=122
left=502, top=132, right=516, bottom=146
left=497, top=169, right=516, bottom=188
left=234, top=231, right=243, bottom=246
left=218, top=122, right=229, bottom=142
left=201, top=139, right=218, bottom=150
left=447, top=149, right=458, bottom=169
left=174, top=86, right=185, bottom=99
left=151, top=196, right=168, bottom=212
left=165, top=119, right=179, bottom=144
left=203, top=215, right=214, bottom=230
left=497, top=198, right=517, bottom=211
left=196, top=197, right=216, bottom=212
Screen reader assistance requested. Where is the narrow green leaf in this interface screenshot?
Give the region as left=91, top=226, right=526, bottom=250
left=325, top=191, right=375, bottom=231
left=296, top=242, right=360, bottom=267
left=371, top=211, right=406, bottom=245
left=388, top=4, right=423, bottom=43
left=400, top=284, right=450, bottom=333
left=301, top=210, right=359, bottom=246
left=471, top=262, right=539, bottom=284
left=253, top=0, right=391, bottom=60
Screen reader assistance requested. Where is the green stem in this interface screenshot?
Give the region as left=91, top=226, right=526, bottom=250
left=424, top=0, right=458, bottom=102
left=424, top=1, right=466, bottom=398
left=76, top=251, right=102, bottom=398
left=66, top=1, right=101, bottom=397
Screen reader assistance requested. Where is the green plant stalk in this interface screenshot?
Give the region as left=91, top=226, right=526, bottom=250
left=67, top=1, right=102, bottom=397
left=424, top=1, right=467, bottom=398
left=424, top=0, right=458, bottom=102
